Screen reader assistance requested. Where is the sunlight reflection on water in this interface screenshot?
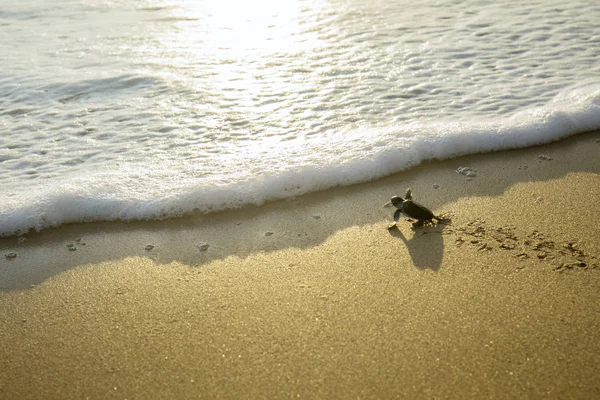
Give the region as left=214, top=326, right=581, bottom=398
left=2, top=0, right=600, bottom=235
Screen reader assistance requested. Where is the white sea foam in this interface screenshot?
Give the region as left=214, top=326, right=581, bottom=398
left=1, top=83, right=599, bottom=237
left=2, top=0, right=600, bottom=236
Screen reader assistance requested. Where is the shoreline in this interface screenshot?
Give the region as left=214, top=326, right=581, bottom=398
left=1, top=131, right=599, bottom=289
left=1, top=131, right=599, bottom=398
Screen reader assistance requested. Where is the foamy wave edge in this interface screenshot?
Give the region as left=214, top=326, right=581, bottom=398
left=2, top=83, right=600, bottom=237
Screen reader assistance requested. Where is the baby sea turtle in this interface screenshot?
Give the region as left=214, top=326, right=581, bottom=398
left=384, top=188, right=443, bottom=229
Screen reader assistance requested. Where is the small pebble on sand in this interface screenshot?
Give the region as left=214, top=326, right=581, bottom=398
left=145, top=245, right=154, bottom=251
left=265, top=231, right=274, bottom=237
left=433, top=184, right=439, bottom=189
left=5, top=252, right=17, bottom=259
left=17, top=237, right=27, bottom=244
left=456, top=166, right=477, bottom=179
left=312, top=215, right=321, bottom=220
left=537, top=154, right=553, bottom=161
left=197, top=242, right=209, bottom=251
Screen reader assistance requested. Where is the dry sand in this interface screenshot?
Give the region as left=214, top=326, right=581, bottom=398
left=1, top=132, right=599, bottom=399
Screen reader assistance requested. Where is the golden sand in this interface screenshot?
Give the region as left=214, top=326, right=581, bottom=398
left=1, top=132, right=599, bottom=399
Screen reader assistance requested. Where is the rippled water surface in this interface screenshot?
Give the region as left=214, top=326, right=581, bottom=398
left=1, top=0, right=600, bottom=235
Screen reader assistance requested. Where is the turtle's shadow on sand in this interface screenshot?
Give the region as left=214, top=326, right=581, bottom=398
left=1, top=132, right=598, bottom=290
left=387, top=223, right=446, bottom=271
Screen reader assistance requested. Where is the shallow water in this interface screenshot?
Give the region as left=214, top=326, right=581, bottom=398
left=1, top=0, right=600, bottom=236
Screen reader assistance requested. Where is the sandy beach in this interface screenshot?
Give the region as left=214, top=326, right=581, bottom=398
left=1, top=131, right=599, bottom=399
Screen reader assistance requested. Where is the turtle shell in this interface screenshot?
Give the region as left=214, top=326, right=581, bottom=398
left=401, top=200, right=435, bottom=220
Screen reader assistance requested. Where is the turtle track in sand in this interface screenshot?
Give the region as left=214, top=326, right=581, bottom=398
left=440, top=219, right=599, bottom=272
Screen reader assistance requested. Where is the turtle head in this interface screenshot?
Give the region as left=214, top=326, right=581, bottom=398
left=383, top=196, right=404, bottom=208
left=390, top=196, right=404, bottom=208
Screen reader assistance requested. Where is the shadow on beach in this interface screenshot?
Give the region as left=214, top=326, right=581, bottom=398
left=1, top=131, right=599, bottom=290
left=387, top=222, right=447, bottom=271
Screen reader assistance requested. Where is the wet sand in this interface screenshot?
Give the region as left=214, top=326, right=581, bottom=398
left=1, top=132, right=599, bottom=399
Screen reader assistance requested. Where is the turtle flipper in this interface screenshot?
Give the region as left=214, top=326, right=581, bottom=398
left=387, top=209, right=403, bottom=229
left=411, top=220, right=424, bottom=229
left=433, top=215, right=451, bottom=224
left=404, top=188, right=412, bottom=200
left=393, top=209, right=402, bottom=223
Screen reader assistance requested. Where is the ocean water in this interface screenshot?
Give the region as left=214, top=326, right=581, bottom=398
left=1, top=0, right=600, bottom=237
